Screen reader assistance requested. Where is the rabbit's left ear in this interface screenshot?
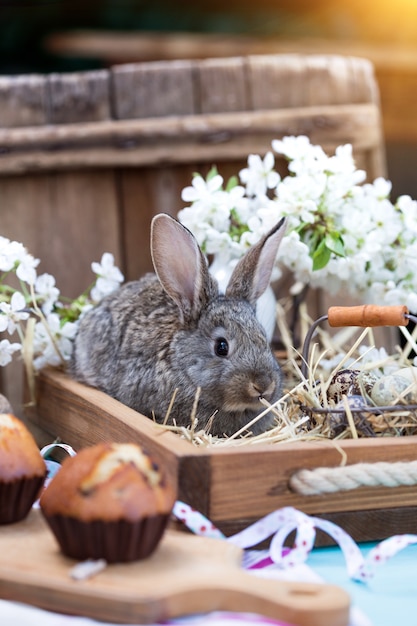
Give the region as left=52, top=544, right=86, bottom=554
left=151, top=213, right=216, bottom=322
left=226, top=217, right=287, bottom=305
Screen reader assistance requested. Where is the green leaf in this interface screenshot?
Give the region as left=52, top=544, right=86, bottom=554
left=226, top=175, right=238, bottom=191
left=324, top=232, right=345, bottom=257
left=312, top=240, right=332, bottom=271
left=206, top=166, right=219, bottom=181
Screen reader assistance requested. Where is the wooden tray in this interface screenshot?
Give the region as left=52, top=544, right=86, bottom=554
left=0, top=509, right=349, bottom=626
left=26, top=369, right=417, bottom=543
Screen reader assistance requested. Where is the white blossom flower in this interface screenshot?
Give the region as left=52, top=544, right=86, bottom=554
left=178, top=134, right=417, bottom=313
left=32, top=314, right=78, bottom=370
left=0, top=236, right=123, bottom=374
left=239, top=152, right=280, bottom=196
left=0, top=291, right=29, bottom=334
left=0, top=239, right=27, bottom=272
left=35, top=273, right=60, bottom=315
left=272, top=135, right=326, bottom=166
left=15, top=251, right=39, bottom=284
left=181, top=172, right=224, bottom=208
left=0, top=339, right=21, bottom=366
left=90, top=253, right=124, bottom=302
left=4, top=134, right=417, bottom=379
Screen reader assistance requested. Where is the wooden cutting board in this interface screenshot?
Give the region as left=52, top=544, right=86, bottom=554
left=0, top=510, right=350, bottom=626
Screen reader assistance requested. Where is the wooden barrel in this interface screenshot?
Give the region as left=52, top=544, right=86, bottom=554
left=0, top=53, right=385, bottom=419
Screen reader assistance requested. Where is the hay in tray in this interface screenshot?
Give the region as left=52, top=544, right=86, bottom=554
left=154, top=298, right=417, bottom=447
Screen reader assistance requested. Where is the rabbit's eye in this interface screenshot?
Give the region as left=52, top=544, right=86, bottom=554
left=214, top=337, right=229, bottom=357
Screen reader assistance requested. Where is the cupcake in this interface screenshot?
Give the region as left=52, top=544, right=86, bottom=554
left=0, top=413, right=47, bottom=524
left=39, top=442, right=176, bottom=563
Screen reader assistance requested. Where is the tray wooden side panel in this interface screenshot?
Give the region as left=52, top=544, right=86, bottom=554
left=209, top=438, right=417, bottom=520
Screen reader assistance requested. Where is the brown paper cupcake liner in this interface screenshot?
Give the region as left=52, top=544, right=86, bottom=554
left=0, top=474, right=46, bottom=524
left=42, top=512, right=170, bottom=563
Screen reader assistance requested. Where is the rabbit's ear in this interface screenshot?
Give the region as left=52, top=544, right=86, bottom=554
left=226, top=217, right=287, bottom=305
left=151, top=214, right=215, bottom=322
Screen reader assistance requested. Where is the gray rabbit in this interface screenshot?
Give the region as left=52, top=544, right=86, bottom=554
left=70, top=213, right=287, bottom=437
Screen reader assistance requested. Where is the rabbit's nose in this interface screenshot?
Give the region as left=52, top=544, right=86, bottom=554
left=249, top=379, right=276, bottom=399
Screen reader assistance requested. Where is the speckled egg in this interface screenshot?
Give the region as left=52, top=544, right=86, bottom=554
left=370, top=374, right=416, bottom=406
left=334, top=395, right=369, bottom=411
left=394, top=367, right=417, bottom=384
left=329, top=395, right=375, bottom=436
left=327, top=369, right=378, bottom=403
left=327, top=369, right=359, bottom=401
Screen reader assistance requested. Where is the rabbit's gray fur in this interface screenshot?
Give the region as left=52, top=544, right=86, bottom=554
left=70, top=213, right=286, bottom=437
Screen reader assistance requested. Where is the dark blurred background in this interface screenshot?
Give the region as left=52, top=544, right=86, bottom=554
left=2, top=0, right=417, bottom=74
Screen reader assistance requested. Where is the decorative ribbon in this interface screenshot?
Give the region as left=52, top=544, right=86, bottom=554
left=172, top=501, right=417, bottom=583
left=40, top=443, right=77, bottom=460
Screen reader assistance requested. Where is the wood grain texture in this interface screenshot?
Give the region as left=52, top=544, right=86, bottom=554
left=0, top=104, right=383, bottom=174
left=26, top=368, right=192, bottom=466
left=0, top=75, right=48, bottom=128
left=0, top=510, right=350, bottom=626
left=111, top=60, right=195, bottom=119
left=197, top=56, right=249, bottom=113
left=0, top=170, right=121, bottom=299
left=117, top=165, right=196, bottom=279
left=47, top=70, right=111, bottom=124
left=208, top=440, right=417, bottom=520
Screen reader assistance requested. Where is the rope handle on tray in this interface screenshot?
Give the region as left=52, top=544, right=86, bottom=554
left=289, top=459, right=417, bottom=495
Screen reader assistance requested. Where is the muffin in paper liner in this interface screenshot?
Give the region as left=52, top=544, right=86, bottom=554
left=40, top=442, right=176, bottom=563
left=0, top=413, right=47, bottom=525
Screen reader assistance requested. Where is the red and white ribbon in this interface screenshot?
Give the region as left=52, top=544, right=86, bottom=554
left=172, top=501, right=417, bottom=583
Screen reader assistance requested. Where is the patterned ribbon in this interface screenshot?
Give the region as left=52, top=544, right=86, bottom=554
left=172, top=501, right=417, bottom=583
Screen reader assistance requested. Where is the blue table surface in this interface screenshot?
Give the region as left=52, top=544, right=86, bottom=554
left=308, top=540, right=417, bottom=625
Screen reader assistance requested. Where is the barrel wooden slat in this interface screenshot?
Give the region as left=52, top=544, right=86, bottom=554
left=118, top=165, right=198, bottom=279
left=247, top=55, right=307, bottom=110
left=0, top=169, right=122, bottom=416
left=247, top=54, right=379, bottom=110
left=44, top=170, right=122, bottom=297
left=112, top=58, right=200, bottom=281
left=111, top=60, right=196, bottom=119
left=307, top=55, right=349, bottom=105
left=47, top=70, right=111, bottom=124
left=0, top=169, right=121, bottom=297
left=0, top=75, right=49, bottom=128
left=197, top=57, right=249, bottom=113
